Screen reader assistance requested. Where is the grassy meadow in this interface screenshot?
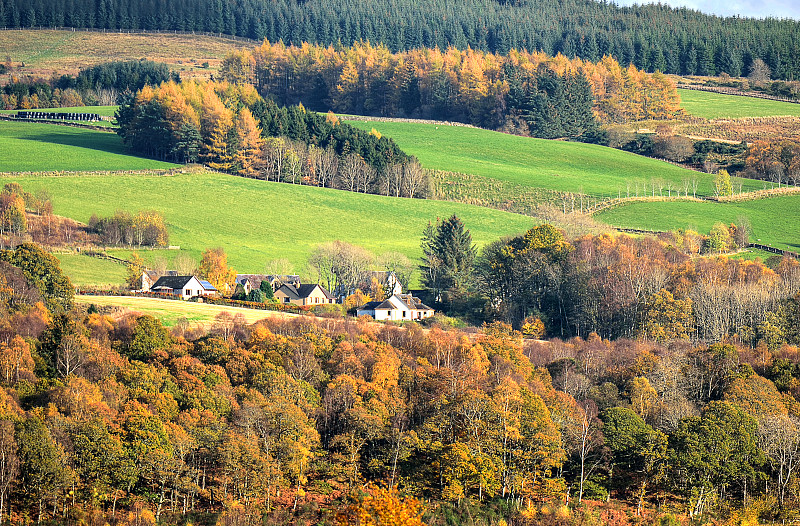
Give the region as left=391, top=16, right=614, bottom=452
left=0, top=121, right=176, bottom=172
left=56, top=253, right=128, bottom=287
left=346, top=119, right=763, bottom=198
left=678, top=88, right=800, bottom=119
left=75, top=295, right=299, bottom=327
left=596, top=195, right=800, bottom=251
left=0, top=29, right=250, bottom=78
left=6, top=171, right=537, bottom=276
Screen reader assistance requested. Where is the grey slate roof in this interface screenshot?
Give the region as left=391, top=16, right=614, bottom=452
left=279, top=283, right=335, bottom=300
left=151, top=275, right=195, bottom=290
left=395, top=294, right=433, bottom=311
left=358, top=295, right=433, bottom=312
left=358, top=300, right=387, bottom=311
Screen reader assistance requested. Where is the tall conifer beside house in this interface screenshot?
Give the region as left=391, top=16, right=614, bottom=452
left=420, top=215, right=476, bottom=304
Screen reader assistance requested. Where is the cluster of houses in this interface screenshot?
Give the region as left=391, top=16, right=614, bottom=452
left=139, top=270, right=434, bottom=321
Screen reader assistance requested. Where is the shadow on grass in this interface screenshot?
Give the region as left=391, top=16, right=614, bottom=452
left=18, top=129, right=129, bottom=156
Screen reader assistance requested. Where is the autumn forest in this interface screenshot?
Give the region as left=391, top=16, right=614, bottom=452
left=0, top=207, right=800, bottom=525
left=2, top=0, right=800, bottom=522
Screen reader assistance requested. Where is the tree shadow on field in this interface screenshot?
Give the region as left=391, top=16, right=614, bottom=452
left=19, top=129, right=129, bottom=156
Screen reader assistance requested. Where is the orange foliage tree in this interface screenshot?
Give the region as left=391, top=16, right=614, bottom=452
left=335, top=485, right=426, bottom=526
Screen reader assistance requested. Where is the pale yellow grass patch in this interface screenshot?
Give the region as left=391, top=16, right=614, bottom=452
left=0, top=29, right=252, bottom=78
left=75, top=294, right=299, bottom=328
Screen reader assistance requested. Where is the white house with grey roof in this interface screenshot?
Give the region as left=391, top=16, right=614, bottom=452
left=357, top=294, right=434, bottom=321
left=150, top=275, right=216, bottom=299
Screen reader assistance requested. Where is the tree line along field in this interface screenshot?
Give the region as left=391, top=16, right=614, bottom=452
left=345, top=119, right=765, bottom=199
left=596, top=195, right=800, bottom=252
left=5, top=171, right=537, bottom=274
left=0, top=107, right=118, bottom=127
left=3, top=0, right=800, bottom=81
left=0, top=105, right=119, bottom=116
left=0, top=121, right=176, bottom=172
left=678, top=88, right=800, bottom=119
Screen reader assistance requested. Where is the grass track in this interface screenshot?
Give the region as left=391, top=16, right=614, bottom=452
left=6, top=171, right=537, bottom=275
left=678, top=89, right=800, bottom=119
left=596, top=195, right=800, bottom=251
left=346, top=119, right=763, bottom=198
left=0, top=121, right=176, bottom=172
left=75, top=295, right=300, bottom=327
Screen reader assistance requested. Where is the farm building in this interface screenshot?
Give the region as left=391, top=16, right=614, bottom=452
left=274, top=283, right=335, bottom=306
left=357, top=294, right=434, bottom=321
left=150, top=275, right=216, bottom=299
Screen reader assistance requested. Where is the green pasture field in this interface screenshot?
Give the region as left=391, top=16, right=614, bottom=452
left=346, top=120, right=763, bottom=198
left=678, top=89, right=800, bottom=119
left=75, top=295, right=300, bottom=327
left=55, top=253, right=128, bottom=287
left=596, top=195, right=800, bottom=252
left=729, top=248, right=782, bottom=262
left=0, top=121, right=176, bottom=172
left=6, top=171, right=537, bottom=276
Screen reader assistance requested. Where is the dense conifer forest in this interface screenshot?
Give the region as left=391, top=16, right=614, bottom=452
left=2, top=0, right=800, bottom=79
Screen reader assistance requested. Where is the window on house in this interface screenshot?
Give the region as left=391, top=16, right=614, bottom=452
left=402, top=311, right=407, bottom=318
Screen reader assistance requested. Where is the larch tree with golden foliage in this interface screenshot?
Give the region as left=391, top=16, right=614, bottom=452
left=199, top=247, right=237, bottom=295
left=233, top=107, right=264, bottom=177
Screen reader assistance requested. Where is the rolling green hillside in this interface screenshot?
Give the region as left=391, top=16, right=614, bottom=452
left=346, top=120, right=763, bottom=198
left=678, top=89, right=800, bottom=119
left=7, top=171, right=537, bottom=275
left=596, top=195, right=800, bottom=251
left=0, top=121, right=176, bottom=172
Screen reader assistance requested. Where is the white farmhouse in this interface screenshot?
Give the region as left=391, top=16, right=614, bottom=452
left=357, top=294, right=434, bottom=321
left=150, top=275, right=216, bottom=299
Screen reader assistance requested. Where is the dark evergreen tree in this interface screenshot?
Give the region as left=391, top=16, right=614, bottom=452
left=420, top=215, right=476, bottom=304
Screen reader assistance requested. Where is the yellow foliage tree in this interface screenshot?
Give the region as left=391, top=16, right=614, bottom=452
left=640, top=288, right=693, bottom=342
left=629, top=377, right=659, bottom=420
left=198, top=247, right=237, bottom=294
left=200, top=85, right=234, bottom=171
left=521, top=316, right=546, bottom=339
left=335, top=484, right=427, bottom=526
left=233, top=107, right=264, bottom=177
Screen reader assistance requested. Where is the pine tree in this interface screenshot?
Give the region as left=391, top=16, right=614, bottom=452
left=420, top=215, right=476, bottom=304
